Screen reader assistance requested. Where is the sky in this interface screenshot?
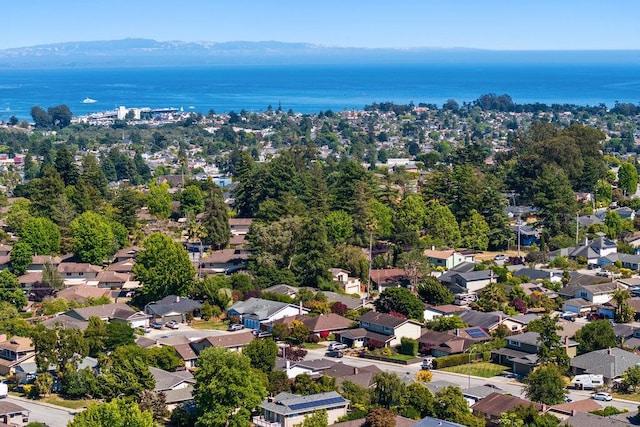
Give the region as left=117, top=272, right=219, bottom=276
left=2, top=0, right=639, bottom=50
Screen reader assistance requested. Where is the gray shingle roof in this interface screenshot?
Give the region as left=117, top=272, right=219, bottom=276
left=145, top=295, right=202, bottom=317
left=459, top=310, right=504, bottom=329
left=570, top=347, right=640, bottom=380
left=227, top=297, right=297, bottom=320
left=260, top=391, right=348, bottom=416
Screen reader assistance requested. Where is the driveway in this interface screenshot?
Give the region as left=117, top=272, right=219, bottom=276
left=6, top=396, right=75, bottom=426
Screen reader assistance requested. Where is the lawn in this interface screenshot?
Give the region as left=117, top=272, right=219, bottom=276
left=440, top=362, right=507, bottom=378
left=189, top=320, right=229, bottom=330
left=40, top=395, right=94, bottom=410
left=302, top=343, right=324, bottom=349
left=613, top=392, right=640, bottom=402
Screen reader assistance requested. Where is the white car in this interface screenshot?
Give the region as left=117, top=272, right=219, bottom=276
left=591, top=392, right=613, bottom=401
left=328, top=342, right=348, bottom=351
left=165, top=321, right=180, bottom=330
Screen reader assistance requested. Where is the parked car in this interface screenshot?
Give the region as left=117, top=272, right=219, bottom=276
left=591, top=392, right=613, bottom=401
left=326, top=350, right=344, bottom=358
left=562, top=312, right=578, bottom=321
left=493, top=254, right=506, bottom=261
left=256, top=331, right=272, bottom=338
left=596, top=270, right=613, bottom=277
left=328, top=342, right=348, bottom=351
left=165, top=321, right=180, bottom=330
left=150, top=321, right=164, bottom=329
left=228, top=324, right=245, bottom=331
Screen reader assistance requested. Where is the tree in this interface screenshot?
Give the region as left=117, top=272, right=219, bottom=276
left=21, top=217, right=60, bottom=255
left=146, top=182, right=172, bottom=219
left=365, top=408, right=396, bottom=427
left=604, top=211, right=623, bottom=239
left=180, top=184, right=205, bottom=215
left=460, top=209, right=491, bottom=250
left=5, top=198, right=32, bottom=233
left=146, top=346, right=184, bottom=372
left=417, top=277, right=455, bottom=305
left=393, top=194, right=427, bottom=244
left=42, top=261, right=64, bottom=290
left=105, top=322, right=135, bottom=351
left=533, top=165, right=577, bottom=236
left=535, top=315, right=569, bottom=369
left=10, top=241, right=33, bottom=276
left=137, top=390, right=168, bottom=422
left=400, top=382, right=434, bottom=419
left=30, top=106, right=52, bottom=128
left=243, top=338, right=278, bottom=373
left=113, top=187, right=143, bottom=231
left=524, top=364, right=567, bottom=405
left=374, top=287, right=424, bottom=321
left=296, top=410, right=328, bottom=427
left=133, top=233, right=195, bottom=305
left=71, top=211, right=118, bottom=265
left=54, top=145, right=79, bottom=186
left=0, top=302, right=31, bottom=336
left=67, top=398, right=154, bottom=427
left=574, top=320, right=616, bottom=354
left=291, top=216, right=333, bottom=287
left=193, top=347, right=267, bottom=427
left=434, top=386, right=485, bottom=427
left=289, top=320, right=311, bottom=345
left=34, top=371, right=53, bottom=397
left=48, top=104, right=72, bottom=128
left=424, top=201, right=460, bottom=247
left=201, top=185, right=230, bottom=249
left=324, top=210, right=354, bottom=244
left=426, top=315, right=466, bottom=332
left=612, top=288, right=633, bottom=323
left=84, top=316, right=107, bottom=357
left=97, top=345, right=155, bottom=400
left=372, top=372, right=405, bottom=409
left=0, top=270, right=26, bottom=309
left=620, top=365, right=640, bottom=393
left=618, top=161, right=639, bottom=196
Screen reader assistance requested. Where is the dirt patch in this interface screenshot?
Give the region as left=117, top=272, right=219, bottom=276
left=473, top=250, right=525, bottom=262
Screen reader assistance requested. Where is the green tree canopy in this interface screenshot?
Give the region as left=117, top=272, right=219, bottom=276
left=374, top=287, right=424, bottom=321
left=574, top=320, right=616, bottom=354
left=133, top=233, right=195, bottom=305
left=21, top=217, right=60, bottom=255
left=424, top=200, right=460, bottom=247
left=618, top=161, right=639, bottom=196
left=243, top=338, right=278, bottom=374
left=193, top=347, right=267, bottom=427
left=180, top=184, right=205, bottom=215
left=524, top=364, right=567, bottom=405
left=146, top=182, right=172, bottom=219
left=460, top=209, right=491, bottom=250
left=67, top=398, right=154, bottom=427
left=417, top=277, right=455, bottom=305
left=10, top=241, right=33, bottom=276
left=0, top=270, right=26, bottom=309
left=71, top=211, right=119, bottom=265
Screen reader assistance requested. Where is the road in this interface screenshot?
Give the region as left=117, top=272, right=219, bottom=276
left=6, top=396, right=75, bottom=427
left=303, top=347, right=640, bottom=412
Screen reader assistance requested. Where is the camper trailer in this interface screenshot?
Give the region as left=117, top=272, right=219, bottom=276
left=571, top=374, right=604, bottom=390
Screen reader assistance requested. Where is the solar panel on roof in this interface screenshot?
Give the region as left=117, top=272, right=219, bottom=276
left=466, top=328, right=486, bottom=338
left=288, top=397, right=346, bottom=411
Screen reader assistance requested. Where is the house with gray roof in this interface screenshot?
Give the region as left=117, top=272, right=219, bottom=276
left=357, top=311, right=422, bottom=347
left=493, top=331, right=577, bottom=375
left=227, top=297, right=309, bottom=330
left=254, top=391, right=349, bottom=427
left=66, top=303, right=150, bottom=329
left=570, top=347, right=640, bottom=383
left=600, top=253, right=640, bottom=271
left=459, top=310, right=505, bottom=331
left=439, top=270, right=497, bottom=293
left=149, top=366, right=195, bottom=411
left=413, top=417, right=466, bottom=427
left=144, top=295, right=202, bottom=323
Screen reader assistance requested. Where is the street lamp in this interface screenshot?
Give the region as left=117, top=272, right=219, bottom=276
left=466, top=344, right=479, bottom=389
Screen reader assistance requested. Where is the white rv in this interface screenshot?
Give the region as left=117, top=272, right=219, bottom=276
left=571, top=374, right=604, bottom=390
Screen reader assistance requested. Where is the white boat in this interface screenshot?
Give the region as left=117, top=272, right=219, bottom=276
left=82, top=97, right=97, bottom=104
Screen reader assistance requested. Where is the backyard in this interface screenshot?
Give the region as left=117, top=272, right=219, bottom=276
left=440, top=362, right=507, bottom=378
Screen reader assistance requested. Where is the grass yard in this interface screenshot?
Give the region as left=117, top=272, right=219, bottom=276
left=40, top=395, right=94, bottom=410
left=302, top=343, right=324, bottom=349
left=613, top=392, right=640, bottom=402
left=440, top=362, right=507, bottom=378
left=189, top=320, right=229, bottom=330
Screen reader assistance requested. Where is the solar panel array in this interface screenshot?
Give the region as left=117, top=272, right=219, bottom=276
left=288, top=397, right=346, bottom=411
left=466, top=328, right=486, bottom=338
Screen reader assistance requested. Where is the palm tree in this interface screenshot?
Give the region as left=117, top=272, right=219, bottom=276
left=612, top=288, right=632, bottom=321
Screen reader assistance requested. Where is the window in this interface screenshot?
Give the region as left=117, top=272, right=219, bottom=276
left=511, top=325, right=518, bottom=331
left=509, top=340, right=520, bottom=347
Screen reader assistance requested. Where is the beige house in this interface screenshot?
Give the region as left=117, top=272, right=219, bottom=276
left=331, top=268, right=363, bottom=296
left=358, top=311, right=423, bottom=347
left=254, top=391, right=349, bottom=427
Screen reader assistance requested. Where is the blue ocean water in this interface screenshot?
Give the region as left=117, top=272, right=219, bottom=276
left=0, top=63, right=639, bottom=120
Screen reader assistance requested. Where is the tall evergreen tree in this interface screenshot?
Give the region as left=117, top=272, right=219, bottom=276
left=201, top=186, right=230, bottom=249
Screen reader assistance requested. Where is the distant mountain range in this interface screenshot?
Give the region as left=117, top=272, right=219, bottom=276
left=0, top=38, right=638, bottom=68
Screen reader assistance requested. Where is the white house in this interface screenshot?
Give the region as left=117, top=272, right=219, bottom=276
left=254, top=391, right=349, bottom=427
left=423, top=304, right=469, bottom=322
left=423, top=249, right=466, bottom=270
left=227, top=298, right=309, bottom=330
left=330, top=268, right=362, bottom=296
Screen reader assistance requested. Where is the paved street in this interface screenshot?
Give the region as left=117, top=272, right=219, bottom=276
left=6, top=396, right=76, bottom=427
left=303, top=347, right=639, bottom=412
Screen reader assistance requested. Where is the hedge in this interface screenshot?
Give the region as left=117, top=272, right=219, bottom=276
left=400, top=337, right=418, bottom=356
left=433, top=352, right=482, bottom=369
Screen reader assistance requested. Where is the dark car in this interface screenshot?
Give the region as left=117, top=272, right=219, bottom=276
left=326, top=350, right=344, bottom=358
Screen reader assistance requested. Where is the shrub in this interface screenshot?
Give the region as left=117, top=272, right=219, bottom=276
left=400, top=337, right=418, bottom=356
left=433, top=353, right=480, bottom=369
left=306, top=334, right=320, bottom=344
left=367, top=339, right=385, bottom=350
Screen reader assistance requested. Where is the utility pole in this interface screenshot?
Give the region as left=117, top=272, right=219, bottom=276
left=367, top=229, right=373, bottom=301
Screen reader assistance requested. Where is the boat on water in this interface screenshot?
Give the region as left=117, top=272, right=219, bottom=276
left=82, top=97, right=97, bottom=104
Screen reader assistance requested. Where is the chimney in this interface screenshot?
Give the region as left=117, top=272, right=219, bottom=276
left=175, top=296, right=180, bottom=303
left=286, top=360, right=291, bottom=370
left=431, top=245, right=435, bottom=251
left=455, top=328, right=459, bottom=337
left=298, top=300, right=303, bottom=315
left=565, top=336, right=569, bottom=349
left=354, top=367, right=359, bottom=375
left=608, top=347, right=612, bottom=355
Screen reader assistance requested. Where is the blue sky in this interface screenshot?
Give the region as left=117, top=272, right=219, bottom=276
left=3, top=0, right=639, bottom=50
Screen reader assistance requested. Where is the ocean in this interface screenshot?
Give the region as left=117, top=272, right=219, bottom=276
left=0, top=62, right=639, bottom=120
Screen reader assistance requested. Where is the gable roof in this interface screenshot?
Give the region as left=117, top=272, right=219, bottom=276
left=563, top=411, right=632, bottom=427
left=548, top=398, right=602, bottom=416
left=359, top=311, right=419, bottom=329
left=66, top=303, right=135, bottom=321
left=191, top=331, right=254, bottom=350
left=471, top=392, right=539, bottom=418
left=459, top=310, right=504, bottom=330
left=56, top=285, right=110, bottom=303
left=145, top=295, right=202, bottom=317
left=261, top=391, right=348, bottom=416
left=570, top=347, right=640, bottom=380
left=149, top=366, right=195, bottom=391
left=369, top=269, right=408, bottom=286
left=227, top=297, right=304, bottom=320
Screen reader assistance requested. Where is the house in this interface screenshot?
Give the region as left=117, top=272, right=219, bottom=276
left=418, top=328, right=491, bottom=358
left=570, top=347, right=640, bottom=383
left=41, top=314, right=89, bottom=331
left=511, top=267, right=562, bottom=283
left=274, top=314, right=354, bottom=338
left=331, top=268, right=362, bottom=296
left=227, top=298, right=309, bottom=330
left=471, top=392, right=540, bottom=426
left=333, top=415, right=417, bottom=427
left=369, top=269, right=409, bottom=292
left=423, top=304, right=469, bottom=322
left=94, top=270, right=132, bottom=289
left=320, top=291, right=366, bottom=310
left=0, top=401, right=29, bottom=426
left=439, top=270, right=497, bottom=293
left=263, top=284, right=298, bottom=299
left=599, top=253, right=640, bottom=271
left=284, top=359, right=337, bottom=379
left=66, top=303, right=150, bottom=329
left=492, top=332, right=577, bottom=376
left=254, top=391, right=349, bottom=427
left=357, top=311, right=423, bottom=347
left=459, top=310, right=505, bottom=331
left=149, top=366, right=195, bottom=411
left=172, top=343, right=199, bottom=369
left=562, top=411, right=632, bottom=427
left=463, top=385, right=506, bottom=406
left=413, top=417, right=466, bottom=427
left=423, top=249, right=466, bottom=270
left=57, top=262, right=102, bottom=285
left=500, top=313, right=540, bottom=334
left=512, top=225, right=540, bottom=247
left=56, top=285, right=110, bottom=304
left=323, top=363, right=381, bottom=388
left=107, top=259, right=135, bottom=274
left=199, top=249, right=249, bottom=274
left=113, top=246, right=140, bottom=262
left=26, top=255, right=62, bottom=273
left=189, top=331, right=255, bottom=355
left=144, top=295, right=202, bottom=323
left=229, top=218, right=253, bottom=236
left=0, top=244, right=12, bottom=257
left=0, top=336, right=35, bottom=376
left=546, top=399, right=602, bottom=421
left=562, top=298, right=597, bottom=316
left=560, top=282, right=618, bottom=304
